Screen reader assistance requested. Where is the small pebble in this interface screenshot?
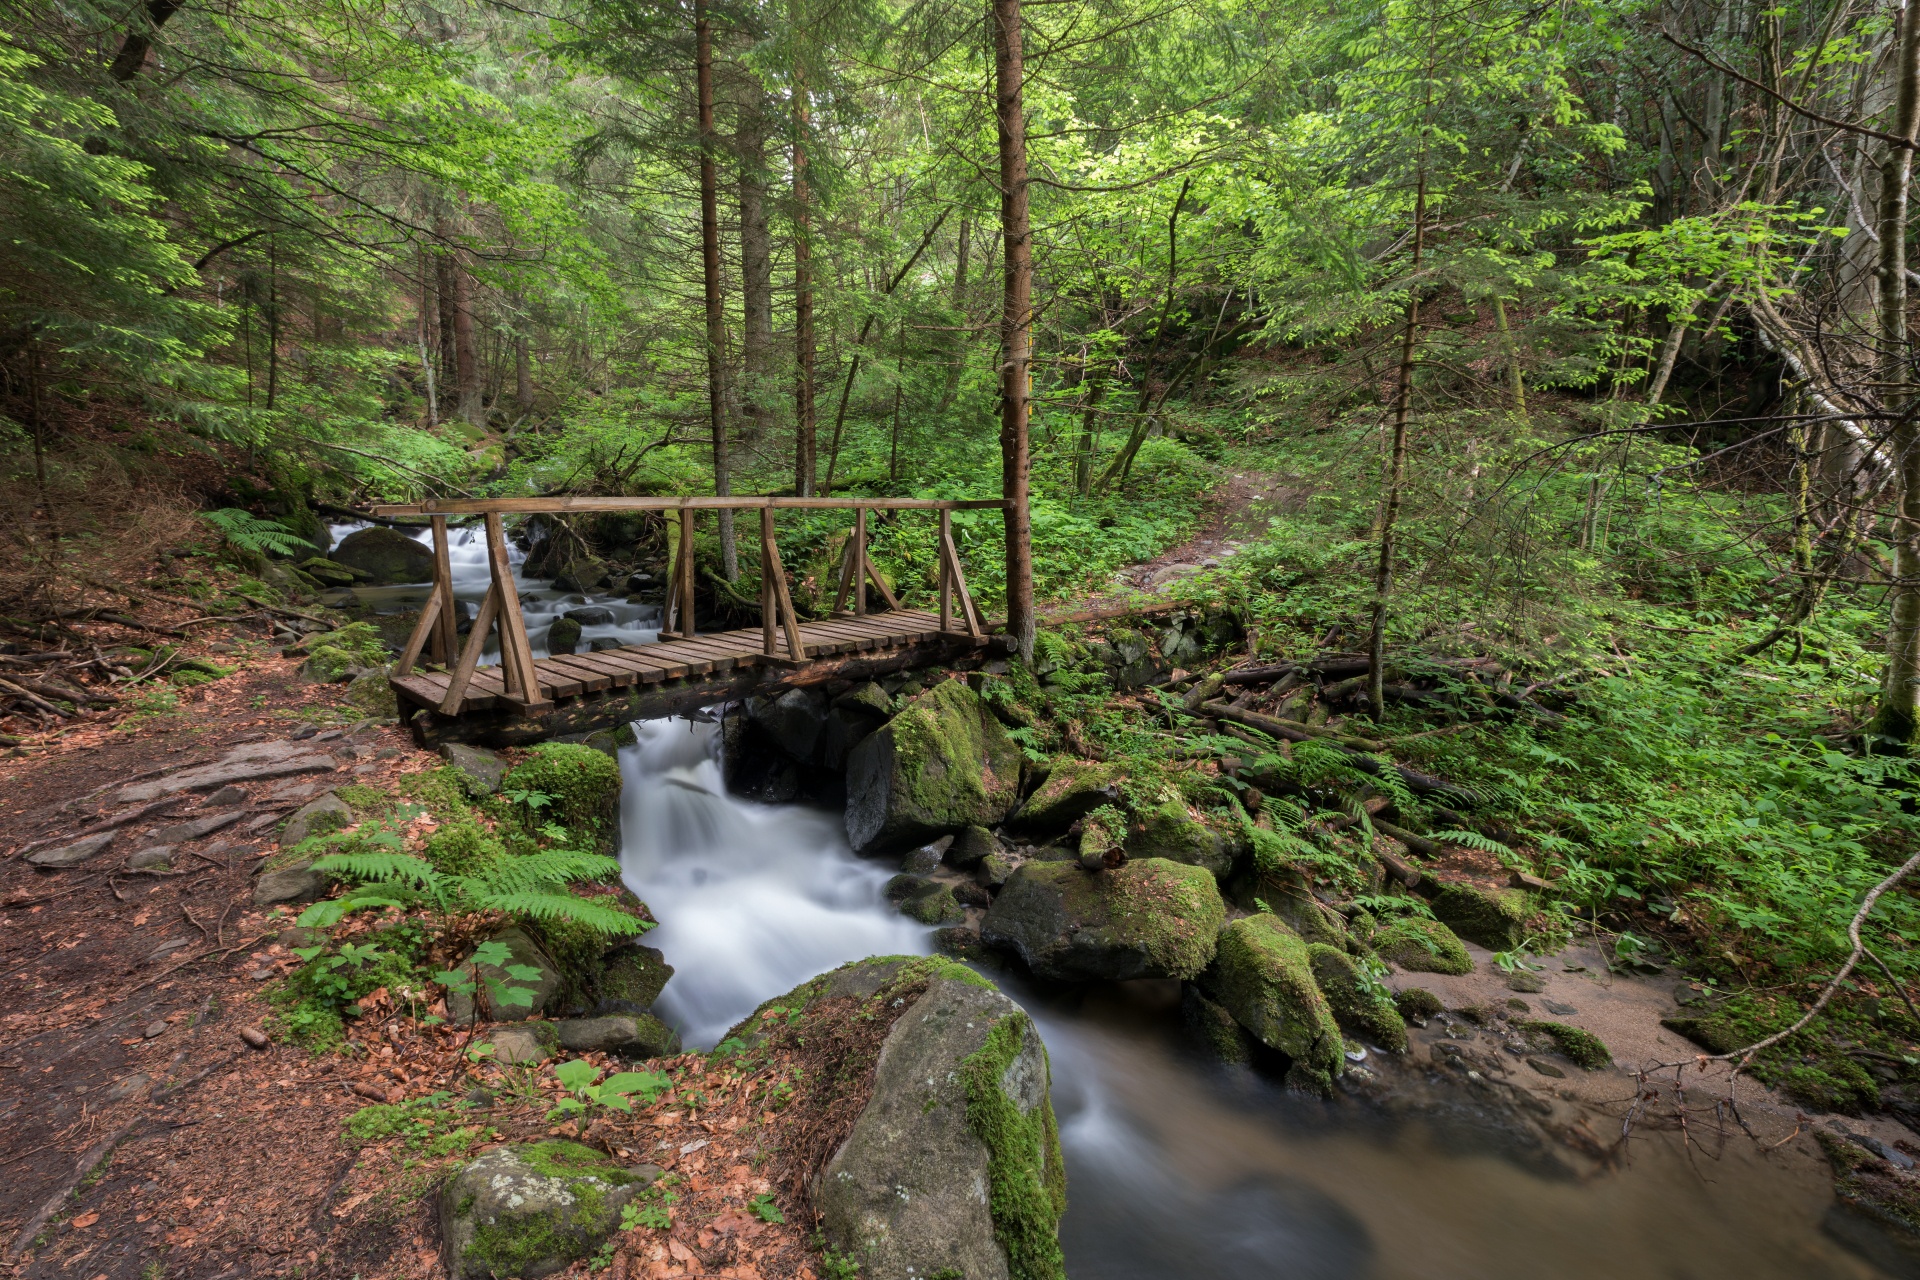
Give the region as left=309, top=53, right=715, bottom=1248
left=142, top=1020, right=169, bottom=1039
left=248, top=968, right=274, bottom=981
left=1543, top=999, right=1579, bottom=1016
left=1527, top=1057, right=1567, bottom=1079
left=238, top=1027, right=271, bottom=1051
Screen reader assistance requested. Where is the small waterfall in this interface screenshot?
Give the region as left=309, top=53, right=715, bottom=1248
left=616, top=716, right=931, bottom=1048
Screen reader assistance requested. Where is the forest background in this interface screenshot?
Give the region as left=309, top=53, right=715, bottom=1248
left=13, top=0, right=1920, bottom=1058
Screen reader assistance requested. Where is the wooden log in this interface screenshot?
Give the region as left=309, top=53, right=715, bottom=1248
left=395, top=579, right=448, bottom=678
left=761, top=510, right=806, bottom=660
left=486, top=512, right=548, bottom=709
left=438, top=585, right=499, bottom=715
left=431, top=514, right=458, bottom=667
left=1221, top=663, right=1299, bottom=685
left=374, top=496, right=1011, bottom=516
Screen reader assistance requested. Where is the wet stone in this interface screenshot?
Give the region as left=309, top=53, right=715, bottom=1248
left=1507, top=971, right=1547, bottom=994
left=1526, top=1057, right=1566, bottom=1079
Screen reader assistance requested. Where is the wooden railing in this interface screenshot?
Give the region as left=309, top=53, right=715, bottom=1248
left=370, top=496, right=1005, bottom=714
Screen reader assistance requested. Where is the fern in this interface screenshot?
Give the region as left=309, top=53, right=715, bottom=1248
left=310, top=840, right=641, bottom=937
left=465, top=887, right=645, bottom=935
left=1429, top=829, right=1516, bottom=859
left=202, top=508, right=311, bottom=558
left=467, top=850, right=620, bottom=895
left=312, top=851, right=445, bottom=892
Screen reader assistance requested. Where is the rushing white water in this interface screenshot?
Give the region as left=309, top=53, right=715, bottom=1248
left=322, top=519, right=662, bottom=660
left=616, top=716, right=931, bottom=1047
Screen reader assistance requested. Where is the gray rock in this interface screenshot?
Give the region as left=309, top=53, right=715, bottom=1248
left=947, top=825, right=998, bottom=870
left=1011, top=757, right=1125, bottom=835
left=440, top=1143, right=652, bottom=1279
left=203, top=785, right=249, bottom=807
left=439, top=743, right=508, bottom=796
left=1507, top=971, right=1547, bottom=993
left=899, top=883, right=966, bottom=925
left=489, top=1024, right=558, bottom=1065
left=279, top=792, right=352, bottom=848
left=1123, top=798, right=1236, bottom=877
left=588, top=637, right=623, bottom=652
left=564, top=606, right=615, bottom=627
left=817, top=969, right=1065, bottom=1280
left=752, top=686, right=830, bottom=763
left=844, top=680, right=1023, bottom=855
left=555, top=1014, right=680, bottom=1058
left=546, top=616, right=582, bottom=655
left=595, top=945, right=674, bottom=1010
left=113, top=741, right=339, bottom=804
left=143, top=1020, right=169, bottom=1039
left=153, top=810, right=245, bottom=845
left=26, top=832, right=116, bottom=868
left=900, top=844, right=945, bottom=876
left=448, top=926, right=561, bottom=1024
left=253, top=863, right=326, bottom=906
left=975, top=850, right=1017, bottom=889
left=344, top=667, right=398, bottom=719
left=127, top=845, right=175, bottom=871
left=331, top=527, right=434, bottom=585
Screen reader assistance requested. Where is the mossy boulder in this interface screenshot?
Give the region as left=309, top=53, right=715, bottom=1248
left=1199, top=915, right=1345, bottom=1093
left=502, top=743, right=622, bottom=846
left=1431, top=883, right=1532, bottom=950
left=448, top=926, right=562, bottom=1024
left=440, top=1141, right=650, bottom=1279
left=296, top=556, right=368, bottom=587
left=279, top=792, right=352, bottom=848
left=344, top=666, right=397, bottom=718
left=813, top=960, right=1067, bottom=1280
left=1307, top=943, right=1407, bottom=1053
left=1011, top=757, right=1125, bottom=835
left=1123, top=798, right=1236, bottom=878
left=332, top=526, right=433, bottom=584
left=595, top=944, right=674, bottom=1012
left=546, top=615, right=582, bottom=655
left=845, top=679, right=1023, bottom=855
left=1516, top=1020, right=1612, bottom=1070
left=1372, top=915, right=1473, bottom=975
left=1182, top=985, right=1254, bottom=1064
left=439, top=743, right=509, bottom=797
left=981, top=858, right=1225, bottom=983
left=1394, top=986, right=1444, bottom=1022
left=1261, top=889, right=1350, bottom=950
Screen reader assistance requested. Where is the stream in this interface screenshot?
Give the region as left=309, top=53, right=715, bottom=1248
left=331, top=521, right=1896, bottom=1277
left=612, top=717, right=1898, bottom=1280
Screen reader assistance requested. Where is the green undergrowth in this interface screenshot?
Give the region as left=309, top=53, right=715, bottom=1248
left=1661, top=991, right=1920, bottom=1114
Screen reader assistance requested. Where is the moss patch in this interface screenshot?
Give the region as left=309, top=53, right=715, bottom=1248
left=502, top=743, right=622, bottom=845
left=1371, top=916, right=1472, bottom=975
left=1517, top=1020, right=1611, bottom=1070
left=1394, top=987, right=1444, bottom=1022
left=1430, top=884, right=1532, bottom=950
left=960, top=1014, right=1068, bottom=1280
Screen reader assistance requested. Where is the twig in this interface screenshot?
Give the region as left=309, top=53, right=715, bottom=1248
left=1862, top=943, right=1920, bottom=1030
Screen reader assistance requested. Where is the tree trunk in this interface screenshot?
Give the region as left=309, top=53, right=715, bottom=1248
left=435, top=241, right=457, bottom=411
left=696, top=0, right=738, bottom=579
left=1096, top=176, right=1191, bottom=492
left=449, top=252, right=480, bottom=423
left=993, top=0, right=1034, bottom=661
left=1367, top=161, right=1428, bottom=722
left=938, top=215, right=971, bottom=415
left=739, top=101, right=775, bottom=446
left=514, top=332, right=533, bottom=415
left=793, top=59, right=816, bottom=497
left=417, top=250, right=438, bottom=428
left=1870, top=1, right=1920, bottom=745
left=107, top=0, right=182, bottom=82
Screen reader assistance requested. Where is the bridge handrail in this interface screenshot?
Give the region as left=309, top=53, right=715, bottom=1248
left=370, top=496, right=1009, bottom=516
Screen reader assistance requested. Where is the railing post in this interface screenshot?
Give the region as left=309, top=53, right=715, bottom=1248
left=854, top=506, right=867, bottom=615
left=679, top=506, right=698, bottom=637
left=430, top=515, right=458, bottom=666
left=485, top=512, right=549, bottom=709
left=938, top=509, right=953, bottom=634
left=760, top=507, right=776, bottom=657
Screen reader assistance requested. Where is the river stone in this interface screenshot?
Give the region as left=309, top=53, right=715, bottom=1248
left=1371, top=916, right=1473, bottom=975
left=439, top=743, right=509, bottom=797
left=332, top=527, right=433, bottom=585
left=26, top=832, right=116, bottom=868
left=594, top=944, right=674, bottom=1010
left=1307, top=943, right=1408, bottom=1053
left=564, top=606, right=615, bottom=627
left=546, top=616, right=582, bottom=656
left=1200, top=915, right=1345, bottom=1093
left=901, top=883, right=966, bottom=925
left=279, top=792, right=352, bottom=848
left=752, top=686, right=830, bottom=763
left=1431, top=884, right=1532, bottom=949
left=253, top=862, right=326, bottom=905
left=1124, top=798, right=1235, bottom=877
left=126, top=844, right=176, bottom=871
left=821, top=701, right=888, bottom=770
left=816, top=968, right=1065, bottom=1280
left=440, top=1141, right=650, bottom=1279
left=901, top=841, right=946, bottom=876
left=297, top=557, right=368, bottom=587
left=555, top=1014, right=680, bottom=1058
left=1011, top=757, right=1125, bottom=835
left=845, top=679, right=1022, bottom=855
left=947, top=824, right=998, bottom=870
left=489, top=1023, right=558, bottom=1065
left=448, top=926, right=562, bottom=1024
left=154, top=809, right=246, bottom=845
left=551, top=555, right=610, bottom=592
left=981, top=858, right=1225, bottom=983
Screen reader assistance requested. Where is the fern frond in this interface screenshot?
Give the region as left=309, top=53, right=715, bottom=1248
left=1430, top=829, right=1516, bottom=858
left=202, top=508, right=311, bottom=558
left=295, top=890, right=410, bottom=929
left=466, top=851, right=620, bottom=895
left=466, top=888, right=647, bottom=935
left=312, top=851, right=444, bottom=893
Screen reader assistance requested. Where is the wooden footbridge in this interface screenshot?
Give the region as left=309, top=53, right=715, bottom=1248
left=367, top=495, right=1007, bottom=745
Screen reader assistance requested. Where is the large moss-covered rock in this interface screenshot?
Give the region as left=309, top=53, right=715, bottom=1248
left=752, top=686, right=831, bottom=762
left=440, top=1141, right=650, bottom=1279
left=1011, top=757, right=1125, bottom=835
left=1431, top=884, right=1531, bottom=950
left=845, top=679, right=1022, bottom=855
left=1200, top=915, right=1345, bottom=1093
left=1371, top=915, right=1473, bottom=974
left=1307, top=943, right=1407, bottom=1053
left=814, top=960, right=1067, bottom=1280
left=501, top=742, right=622, bottom=845
left=279, top=792, right=352, bottom=848
left=344, top=666, right=398, bottom=719
left=981, top=858, right=1224, bottom=983
left=439, top=743, right=509, bottom=797
left=594, top=943, right=673, bottom=1011
left=1124, top=798, right=1235, bottom=877
left=331, top=527, right=433, bottom=584
left=545, top=615, right=582, bottom=655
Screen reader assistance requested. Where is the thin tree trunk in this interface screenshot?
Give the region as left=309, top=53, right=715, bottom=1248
left=1096, top=176, right=1191, bottom=492
left=265, top=239, right=280, bottom=412
left=1367, top=159, right=1428, bottom=722
left=739, top=102, right=775, bottom=445
left=993, top=0, right=1034, bottom=660
left=1870, top=0, right=1920, bottom=745
left=449, top=249, right=480, bottom=423
left=793, top=58, right=816, bottom=497
left=1492, top=295, right=1525, bottom=416
left=435, top=239, right=458, bottom=411
left=938, top=214, right=971, bottom=415
left=696, top=0, right=738, bottom=579
left=418, top=250, right=438, bottom=427
left=514, top=332, right=533, bottom=414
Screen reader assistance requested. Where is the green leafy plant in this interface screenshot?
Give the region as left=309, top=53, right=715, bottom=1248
left=433, top=940, right=545, bottom=1015
left=547, top=1059, right=672, bottom=1121
left=748, top=1194, right=784, bottom=1224
left=298, top=843, right=643, bottom=936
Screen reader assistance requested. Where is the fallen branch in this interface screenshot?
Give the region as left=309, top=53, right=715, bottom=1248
left=0, top=677, right=68, bottom=718
left=1203, top=700, right=1483, bottom=805
left=234, top=593, right=338, bottom=627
